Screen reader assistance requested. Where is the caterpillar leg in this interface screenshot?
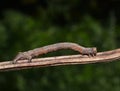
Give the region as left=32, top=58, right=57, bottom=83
left=12, top=52, right=32, bottom=64
left=82, top=47, right=97, bottom=57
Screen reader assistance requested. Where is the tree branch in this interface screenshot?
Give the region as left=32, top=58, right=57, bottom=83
left=0, top=49, right=120, bottom=72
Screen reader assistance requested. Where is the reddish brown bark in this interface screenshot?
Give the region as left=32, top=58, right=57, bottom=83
left=0, top=48, right=120, bottom=72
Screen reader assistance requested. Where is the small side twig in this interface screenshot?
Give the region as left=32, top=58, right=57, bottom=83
left=0, top=49, right=120, bottom=72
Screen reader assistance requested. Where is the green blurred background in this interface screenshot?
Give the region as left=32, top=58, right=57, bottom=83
left=0, top=0, right=120, bottom=91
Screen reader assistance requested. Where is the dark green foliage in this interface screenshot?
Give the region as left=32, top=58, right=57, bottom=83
left=0, top=0, right=120, bottom=91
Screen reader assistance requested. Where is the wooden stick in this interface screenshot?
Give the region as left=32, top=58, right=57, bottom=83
left=0, top=48, right=120, bottom=72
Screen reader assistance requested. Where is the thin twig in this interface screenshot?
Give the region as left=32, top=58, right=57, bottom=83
left=0, top=49, right=120, bottom=72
